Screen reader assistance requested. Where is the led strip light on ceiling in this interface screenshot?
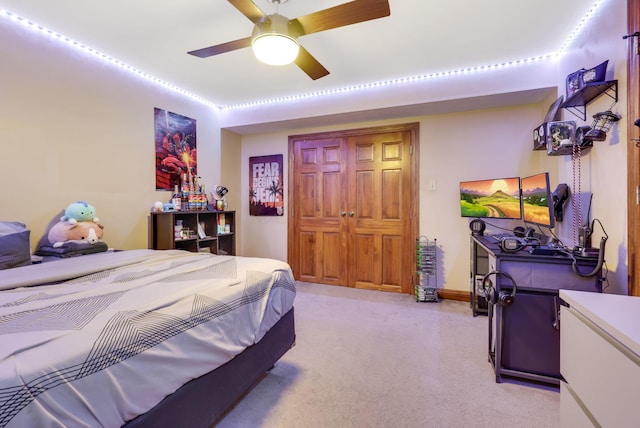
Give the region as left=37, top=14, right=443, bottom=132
left=0, top=0, right=607, bottom=111
left=224, top=54, right=556, bottom=109
left=0, top=9, right=216, bottom=109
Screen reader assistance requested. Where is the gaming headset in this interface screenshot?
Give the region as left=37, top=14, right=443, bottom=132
left=498, top=236, right=528, bottom=253
left=498, top=226, right=542, bottom=253
left=481, top=270, right=518, bottom=307
left=512, top=226, right=534, bottom=239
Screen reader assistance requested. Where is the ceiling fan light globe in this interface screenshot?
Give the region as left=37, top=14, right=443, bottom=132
left=252, top=33, right=299, bottom=66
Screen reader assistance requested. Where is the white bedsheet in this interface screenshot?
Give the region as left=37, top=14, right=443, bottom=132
left=0, top=250, right=296, bottom=427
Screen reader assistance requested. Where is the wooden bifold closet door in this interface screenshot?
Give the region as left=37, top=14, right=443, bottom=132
left=288, top=123, right=419, bottom=294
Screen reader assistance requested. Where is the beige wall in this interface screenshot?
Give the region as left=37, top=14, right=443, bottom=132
left=220, top=129, right=242, bottom=250
left=553, top=0, right=628, bottom=295
left=237, top=131, right=290, bottom=260
left=229, top=0, right=628, bottom=294
left=231, top=107, right=547, bottom=291
left=0, top=18, right=221, bottom=251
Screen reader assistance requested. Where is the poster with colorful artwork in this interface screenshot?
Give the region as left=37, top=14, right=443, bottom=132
left=154, top=108, right=197, bottom=190
left=249, top=154, right=284, bottom=216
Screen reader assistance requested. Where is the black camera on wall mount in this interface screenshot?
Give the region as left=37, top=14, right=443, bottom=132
left=552, top=183, right=569, bottom=222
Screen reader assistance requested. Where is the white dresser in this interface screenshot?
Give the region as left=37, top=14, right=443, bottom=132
left=559, top=290, right=640, bottom=427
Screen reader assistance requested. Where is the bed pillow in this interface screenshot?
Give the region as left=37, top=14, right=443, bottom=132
left=0, top=221, right=32, bottom=270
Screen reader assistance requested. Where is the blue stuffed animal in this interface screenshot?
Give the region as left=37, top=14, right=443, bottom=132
left=163, top=202, right=177, bottom=212
left=60, top=201, right=99, bottom=225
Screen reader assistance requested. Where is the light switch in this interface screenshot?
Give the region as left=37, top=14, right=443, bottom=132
left=429, top=179, right=437, bottom=191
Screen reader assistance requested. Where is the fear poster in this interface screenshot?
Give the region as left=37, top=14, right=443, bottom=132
left=154, top=108, right=197, bottom=190
left=249, top=154, right=284, bottom=216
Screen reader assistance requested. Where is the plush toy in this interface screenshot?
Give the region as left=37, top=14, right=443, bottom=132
left=163, top=202, right=177, bottom=212
left=60, top=201, right=99, bottom=225
left=48, top=220, right=104, bottom=248
left=153, top=201, right=164, bottom=212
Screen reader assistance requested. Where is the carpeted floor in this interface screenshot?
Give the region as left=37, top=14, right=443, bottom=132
left=216, top=282, right=560, bottom=428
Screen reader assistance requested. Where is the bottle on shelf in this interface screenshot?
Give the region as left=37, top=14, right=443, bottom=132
left=188, top=175, right=196, bottom=211
left=181, top=173, right=189, bottom=211
left=187, top=189, right=194, bottom=211
left=172, top=184, right=182, bottom=211
left=200, top=184, right=208, bottom=211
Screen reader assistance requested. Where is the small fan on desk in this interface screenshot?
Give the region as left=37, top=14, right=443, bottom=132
left=211, top=185, right=229, bottom=211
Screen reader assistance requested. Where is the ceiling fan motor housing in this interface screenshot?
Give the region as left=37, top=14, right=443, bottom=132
left=252, top=13, right=301, bottom=41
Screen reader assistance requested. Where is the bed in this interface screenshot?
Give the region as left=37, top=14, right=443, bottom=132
left=0, top=249, right=296, bottom=427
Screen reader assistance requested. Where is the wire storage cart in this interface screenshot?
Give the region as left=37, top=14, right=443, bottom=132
left=416, top=236, right=438, bottom=302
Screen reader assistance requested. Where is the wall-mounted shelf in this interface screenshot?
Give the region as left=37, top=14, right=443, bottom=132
left=547, top=141, right=592, bottom=156
left=560, top=80, right=618, bottom=121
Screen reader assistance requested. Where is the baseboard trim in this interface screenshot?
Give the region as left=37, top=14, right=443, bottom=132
left=437, top=289, right=470, bottom=302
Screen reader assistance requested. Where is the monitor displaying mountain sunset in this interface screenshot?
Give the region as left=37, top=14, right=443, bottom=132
left=459, top=177, right=522, bottom=219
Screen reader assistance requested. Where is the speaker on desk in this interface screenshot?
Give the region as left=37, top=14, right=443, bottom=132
left=469, top=219, right=486, bottom=236
left=482, top=271, right=518, bottom=307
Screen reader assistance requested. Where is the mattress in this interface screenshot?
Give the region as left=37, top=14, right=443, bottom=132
left=0, top=249, right=296, bottom=427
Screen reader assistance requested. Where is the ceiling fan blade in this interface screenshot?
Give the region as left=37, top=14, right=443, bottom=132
left=188, top=37, right=253, bottom=58
left=295, top=46, right=330, bottom=80
left=292, top=0, right=390, bottom=36
left=227, top=0, right=268, bottom=24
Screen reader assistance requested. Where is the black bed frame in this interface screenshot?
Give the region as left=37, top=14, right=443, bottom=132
left=124, top=307, right=295, bottom=428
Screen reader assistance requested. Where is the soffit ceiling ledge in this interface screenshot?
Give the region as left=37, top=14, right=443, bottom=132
left=221, top=87, right=557, bottom=135
left=218, top=59, right=559, bottom=134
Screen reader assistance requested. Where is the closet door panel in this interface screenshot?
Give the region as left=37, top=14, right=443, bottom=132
left=299, top=173, right=317, bottom=217
left=348, top=131, right=412, bottom=293
left=298, top=231, right=317, bottom=279
left=355, top=170, right=375, bottom=219
left=381, top=234, right=403, bottom=291
left=291, top=137, right=348, bottom=286
left=382, top=169, right=401, bottom=220
left=352, top=233, right=376, bottom=288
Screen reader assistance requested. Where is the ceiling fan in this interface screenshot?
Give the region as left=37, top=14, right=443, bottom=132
left=187, top=0, right=391, bottom=80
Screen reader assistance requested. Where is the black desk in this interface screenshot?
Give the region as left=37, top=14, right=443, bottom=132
left=471, top=234, right=602, bottom=385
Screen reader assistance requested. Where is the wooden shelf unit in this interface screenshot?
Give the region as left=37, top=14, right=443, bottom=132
left=149, top=210, right=235, bottom=255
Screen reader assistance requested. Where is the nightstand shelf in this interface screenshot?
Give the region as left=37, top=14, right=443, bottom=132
left=149, top=210, right=235, bottom=255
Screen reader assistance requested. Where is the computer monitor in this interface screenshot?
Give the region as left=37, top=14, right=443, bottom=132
left=521, top=172, right=555, bottom=228
left=459, top=177, right=522, bottom=219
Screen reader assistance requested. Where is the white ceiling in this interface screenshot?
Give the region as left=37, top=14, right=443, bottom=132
left=0, top=0, right=598, bottom=108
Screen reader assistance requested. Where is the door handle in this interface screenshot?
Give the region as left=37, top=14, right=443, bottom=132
left=349, top=211, right=355, bottom=217
left=340, top=211, right=346, bottom=217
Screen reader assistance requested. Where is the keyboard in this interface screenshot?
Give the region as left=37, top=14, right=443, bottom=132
left=529, top=246, right=560, bottom=256
left=529, top=245, right=571, bottom=256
